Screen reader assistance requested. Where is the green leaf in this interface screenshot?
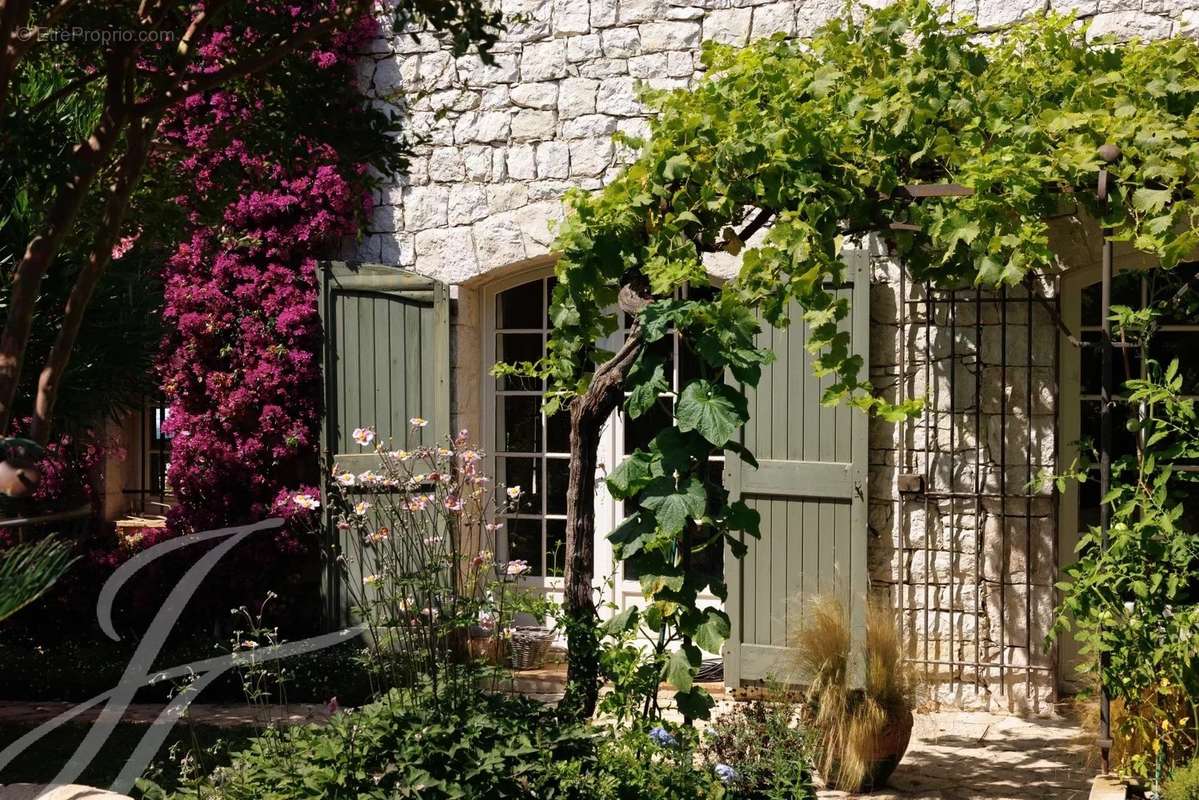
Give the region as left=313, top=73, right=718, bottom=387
left=673, top=685, right=716, bottom=720
left=692, top=608, right=731, bottom=654
left=1131, top=187, right=1172, bottom=215
left=640, top=475, right=707, bottom=535
left=676, top=379, right=747, bottom=446
left=662, top=646, right=694, bottom=691
left=607, top=450, right=661, bottom=498
left=601, top=606, right=639, bottom=637
left=626, top=351, right=668, bottom=419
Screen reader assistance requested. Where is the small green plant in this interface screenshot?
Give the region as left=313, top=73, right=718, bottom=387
left=700, top=694, right=816, bottom=799
left=1165, top=757, right=1199, bottom=800
left=586, top=723, right=725, bottom=800
left=791, top=598, right=918, bottom=792
left=0, top=534, right=75, bottom=622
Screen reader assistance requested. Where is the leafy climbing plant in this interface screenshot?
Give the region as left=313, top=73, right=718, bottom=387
left=518, top=0, right=1199, bottom=717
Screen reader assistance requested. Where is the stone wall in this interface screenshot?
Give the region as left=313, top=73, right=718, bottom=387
left=352, top=0, right=1198, bottom=711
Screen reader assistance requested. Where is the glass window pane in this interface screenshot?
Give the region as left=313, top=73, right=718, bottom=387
left=1081, top=273, right=1144, bottom=327
left=498, top=458, right=542, bottom=515
left=496, top=334, right=544, bottom=391
left=498, top=279, right=544, bottom=329
left=497, top=396, right=543, bottom=452
left=1080, top=331, right=1141, bottom=396
left=546, top=457, right=570, bottom=515
left=504, top=516, right=542, bottom=573
left=545, top=519, right=566, bottom=578
left=1078, top=471, right=1100, bottom=533
left=546, top=408, right=570, bottom=453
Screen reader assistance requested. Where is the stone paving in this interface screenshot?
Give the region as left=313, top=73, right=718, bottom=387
left=817, top=711, right=1093, bottom=800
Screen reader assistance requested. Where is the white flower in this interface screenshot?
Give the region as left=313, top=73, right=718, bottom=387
left=353, top=501, right=371, bottom=516
left=363, top=574, right=381, bottom=585
left=506, top=486, right=522, bottom=499
left=335, top=471, right=356, bottom=488
left=410, top=417, right=429, bottom=428
left=506, top=560, right=530, bottom=576
left=293, top=494, right=320, bottom=510
left=352, top=427, right=376, bottom=446
left=239, top=640, right=259, bottom=650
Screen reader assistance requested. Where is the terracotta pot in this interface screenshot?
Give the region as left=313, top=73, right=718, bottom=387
left=829, top=709, right=914, bottom=793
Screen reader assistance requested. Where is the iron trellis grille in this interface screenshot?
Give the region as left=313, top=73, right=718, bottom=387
left=891, top=272, right=1060, bottom=704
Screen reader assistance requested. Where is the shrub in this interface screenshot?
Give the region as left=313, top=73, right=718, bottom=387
left=583, top=723, right=724, bottom=800
left=1166, top=758, right=1199, bottom=800
left=700, top=697, right=816, bottom=799
left=146, top=689, right=598, bottom=800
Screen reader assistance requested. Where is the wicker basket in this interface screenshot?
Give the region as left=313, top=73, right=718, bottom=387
left=508, top=626, right=554, bottom=670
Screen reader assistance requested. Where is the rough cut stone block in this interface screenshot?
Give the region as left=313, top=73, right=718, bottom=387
left=639, top=21, right=701, bottom=52
left=704, top=7, right=753, bottom=45
left=752, top=3, right=797, bottom=38
left=402, top=186, right=448, bottom=230
left=570, top=137, right=615, bottom=177
left=597, top=77, right=642, bottom=115
left=488, top=183, right=530, bottom=212
left=511, top=82, right=559, bottom=109
left=521, top=40, right=568, bottom=81
left=537, top=141, right=571, bottom=178
left=381, top=232, right=416, bottom=266
left=567, top=33, right=603, bottom=62
left=1087, top=10, right=1173, bottom=39
left=580, top=58, right=630, bottom=78
left=591, top=0, right=618, bottom=27
left=507, top=144, right=537, bottom=180
left=511, top=109, right=558, bottom=140
left=449, top=185, right=490, bottom=224
left=562, top=113, right=618, bottom=139
left=553, top=0, right=592, bottom=33
left=629, top=52, right=669, bottom=78
left=620, top=0, right=668, bottom=24
left=601, top=28, right=642, bottom=57
left=457, top=53, right=520, bottom=86
left=415, top=226, right=478, bottom=281
left=473, top=216, right=528, bottom=268
left=559, top=77, right=599, bottom=118
left=428, top=147, right=467, bottom=181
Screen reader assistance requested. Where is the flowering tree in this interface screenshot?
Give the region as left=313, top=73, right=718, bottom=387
left=0, top=0, right=499, bottom=496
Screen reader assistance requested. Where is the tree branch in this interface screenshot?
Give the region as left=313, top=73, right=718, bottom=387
left=30, top=113, right=158, bottom=446
left=559, top=317, right=644, bottom=720
left=0, top=49, right=133, bottom=434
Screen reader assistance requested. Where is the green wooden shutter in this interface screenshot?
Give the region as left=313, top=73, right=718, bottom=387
left=317, top=261, right=450, bottom=624
left=723, top=250, right=870, bottom=688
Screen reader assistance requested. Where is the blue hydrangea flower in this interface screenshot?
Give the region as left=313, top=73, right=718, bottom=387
left=714, top=763, right=737, bottom=784
left=648, top=726, right=677, bottom=747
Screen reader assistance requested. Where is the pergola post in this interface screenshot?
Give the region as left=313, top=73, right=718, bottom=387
left=1096, top=142, right=1121, bottom=774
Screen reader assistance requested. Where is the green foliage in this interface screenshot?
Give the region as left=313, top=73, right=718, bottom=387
left=148, top=689, right=598, bottom=800
left=0, top=535, right=75, bottom=622
left=581, top=724, right=726, bottom=800
left=1166, top=758, right=1199, bottom=800
left=1054, top=339, right=1199, bottom=773
left=699, top=697, right=817, bottom=800
left=533, top=0, right=1199, bottom=717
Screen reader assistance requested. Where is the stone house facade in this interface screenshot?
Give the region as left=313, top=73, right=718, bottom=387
left=345, top=0, right=1199, bottom=713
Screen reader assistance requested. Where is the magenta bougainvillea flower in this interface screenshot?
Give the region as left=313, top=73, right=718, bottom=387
left=158, top=9, right=379, bottom=538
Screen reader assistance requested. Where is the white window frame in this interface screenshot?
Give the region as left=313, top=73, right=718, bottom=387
left=481, top=269, right=726, bottom=619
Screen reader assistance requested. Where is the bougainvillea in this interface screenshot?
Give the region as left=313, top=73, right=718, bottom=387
left=158, top=12, right=388, bottom=538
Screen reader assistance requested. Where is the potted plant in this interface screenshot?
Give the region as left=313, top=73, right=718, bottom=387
left=792, top=598, right=918, bottom=793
